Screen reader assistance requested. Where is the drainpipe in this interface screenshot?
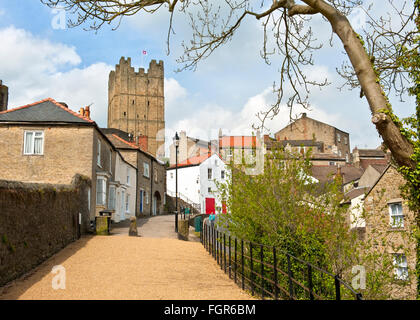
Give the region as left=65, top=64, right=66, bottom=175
left=150, top=157, right=153, bottom=216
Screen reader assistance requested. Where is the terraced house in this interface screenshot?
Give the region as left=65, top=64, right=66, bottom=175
left=102, top=128, right=166, bottom=217
left=0, top=98, right=138, bottom=230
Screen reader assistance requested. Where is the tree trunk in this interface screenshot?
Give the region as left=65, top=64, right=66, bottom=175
left=302, top=0, right=416, bottom=170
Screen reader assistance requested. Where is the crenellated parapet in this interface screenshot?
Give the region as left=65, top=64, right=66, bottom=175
left=107, top=57, right=165, bottom=159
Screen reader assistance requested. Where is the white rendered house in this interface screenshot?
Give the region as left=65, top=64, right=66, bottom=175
left=167, top=153, right=229, bottom=214
left=109, top=152, right=137, bottom=222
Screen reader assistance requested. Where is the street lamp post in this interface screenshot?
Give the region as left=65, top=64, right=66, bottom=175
left=174, top=132, right=180, bottom=232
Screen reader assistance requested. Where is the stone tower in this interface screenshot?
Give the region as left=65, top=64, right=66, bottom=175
left=108, top=57, right=165, bottom=159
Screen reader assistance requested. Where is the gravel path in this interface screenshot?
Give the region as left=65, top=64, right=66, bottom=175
left=0, top=215, right=253, bottom=300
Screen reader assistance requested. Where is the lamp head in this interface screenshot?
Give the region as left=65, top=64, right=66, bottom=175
left=174, top=132, right=180, bottom=147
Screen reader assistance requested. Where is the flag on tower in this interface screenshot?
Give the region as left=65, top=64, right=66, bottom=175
left=142, top=50, right=147, bottom=55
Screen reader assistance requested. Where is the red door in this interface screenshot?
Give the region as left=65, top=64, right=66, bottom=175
left=205, top=198, right=215, bottom=214
left=222, top=201, right=227, bottom=214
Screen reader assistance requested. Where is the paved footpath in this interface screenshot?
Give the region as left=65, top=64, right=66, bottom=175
left=0, top=215, right=253, bottom=300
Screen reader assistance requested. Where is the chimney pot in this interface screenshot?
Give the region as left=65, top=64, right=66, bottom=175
left=84, top=106, right=91, bottom=119
left=79, top=108, right=85, bottom=116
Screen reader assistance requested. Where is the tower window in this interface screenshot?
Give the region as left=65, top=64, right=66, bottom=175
left=147, top=100, right=150, bottom=106
left=132, top=100, right=135, bottom=105
left=123, top=112, right=126, bottom=116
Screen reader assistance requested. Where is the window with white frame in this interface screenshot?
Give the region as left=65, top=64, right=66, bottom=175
left=208, top=168, right=212, bottom=180
left=337, top=133, right=341, bottom=142
left=97, top=139, right=101, bottom=167
left=393, top=253, right=408, bottom=281
left=344, top=136, right=348, bottom=145
left=125, top=194, right=130, bottom=213
left=208, top=187, right=212, bottom=193
left=126, top=167, right=130, bottom=185
left=170, top=172, right=174, bottom=179
left=145, top=191, right=149, bottom=204
left=96, top=177, right=107, bottom=205
left=221, top=170, right=225, bottom=179
left=143, top=162, right=150, bottom=178
left=108, top=185, right=116, bottom=210
left=389, top=202, right=404, bottom=228
left=24, top=131, right=44, bottom=155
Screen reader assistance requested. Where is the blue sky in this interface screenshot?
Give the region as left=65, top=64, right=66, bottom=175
left=0, top=0, right=416, bottom=152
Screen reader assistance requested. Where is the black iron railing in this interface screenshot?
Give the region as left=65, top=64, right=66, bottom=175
left=200, top=223, right=362, bottom=300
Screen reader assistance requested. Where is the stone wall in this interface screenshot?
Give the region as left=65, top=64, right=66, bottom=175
left=165, top=194, right=200, bottom=215
left=364, top=166, right=417, bottom=299
left=0, top=174, right=91, bottom=287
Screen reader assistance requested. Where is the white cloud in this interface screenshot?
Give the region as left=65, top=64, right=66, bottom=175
left=0, top=26, right=111, bottom=126
left=165, top=77, right=187, bottom=106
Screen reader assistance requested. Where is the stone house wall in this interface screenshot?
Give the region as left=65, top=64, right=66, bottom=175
left=364, top=166, right=417, bottom=299
left=274, top=114, right=350, bottom=159
left=0, top=124, right=93, bottom=185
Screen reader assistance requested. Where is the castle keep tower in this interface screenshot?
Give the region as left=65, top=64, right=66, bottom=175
left=108, top=57, right=165, bottom=159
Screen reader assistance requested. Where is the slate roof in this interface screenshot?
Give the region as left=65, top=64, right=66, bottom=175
left=344, top=187, right=370, bottom=201
left=370, top=164, right=388, bottom=174
left=311, top=165, right=364, bottom=185
left=0, top=98, right=94, bottom=124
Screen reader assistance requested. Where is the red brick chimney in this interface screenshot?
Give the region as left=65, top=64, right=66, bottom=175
left=79, top=108, right=85, bottom=117
left=138, top=135, right=148, bottom=152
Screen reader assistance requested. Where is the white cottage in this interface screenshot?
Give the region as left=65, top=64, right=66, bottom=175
left=167, top=153, right=229, bottom=214
left=109, top=152, right=137, bottom=222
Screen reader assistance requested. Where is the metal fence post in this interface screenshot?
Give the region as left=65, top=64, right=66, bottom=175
left=260, top=244, right=264, bottom=300
left=335, top=275, right=341, bottom=300
left=234, top=238, right=238, bottom=284
left=241, top=239, right=245, bottom=290
left=224, top=234, right=227, bottom=273
left=220, top=232, right=223, bottom=270
left=287, top=254, right=294, bottom=300
left=250, top=242, right=254, bottom=296
left=212, top=227, right=215, bottom=258
left=308, top=265, right=314, bottom=300
left=228, top=235, right=232, bottom=279
left=216, top=230, right=219, bottom=264
left=200, top=221, right=202, bottom=244
left=273, top=247, right=278, bottom=300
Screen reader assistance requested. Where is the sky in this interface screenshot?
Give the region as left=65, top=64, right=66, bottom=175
left=0, top=0, right=416, bottom=155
